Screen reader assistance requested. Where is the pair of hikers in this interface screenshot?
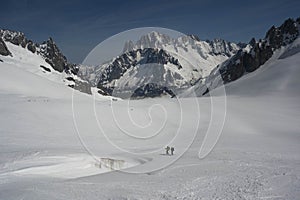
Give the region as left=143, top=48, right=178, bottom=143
left=165, top=146, right=175, bottom=155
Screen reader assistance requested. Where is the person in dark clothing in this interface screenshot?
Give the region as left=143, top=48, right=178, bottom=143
left=165, top=146, right=170, bottom=155
left=171, top=147, right=175, bottom=155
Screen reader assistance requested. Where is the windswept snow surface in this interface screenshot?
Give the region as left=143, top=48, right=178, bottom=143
left=0, top=50, right=300, bottom=199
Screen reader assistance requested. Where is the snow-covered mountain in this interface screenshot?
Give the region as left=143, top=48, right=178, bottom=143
left=189, top=18, right=300, bottom=96
left=1, top=18, right=299, bottom=99
left=0, top=30, right=92, bottom=94
left=96, top=48, right=186, bottom=98
left=81, top=31, right=242, bottom=98
left=78, top=18, right=300, bottom=99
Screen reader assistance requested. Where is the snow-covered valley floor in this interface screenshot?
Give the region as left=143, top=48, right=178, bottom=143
left=0, top=51, right=299, bottom=199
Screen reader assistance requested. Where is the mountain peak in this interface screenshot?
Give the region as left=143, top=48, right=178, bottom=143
left=88, top=32, right=242, bottom=98
left=122, top=31, right=240, bottom=58
left=201, top=17, right=300, bottom=94
left=265, top=18, right=299, bottom=49
left=188, top=34, right=201, bottom=42
left=0, top=29, right=92, bottom=94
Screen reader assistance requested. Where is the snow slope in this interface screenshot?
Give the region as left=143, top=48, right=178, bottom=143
left=0, top=42, right=82, bottom=95
left=0, top=46, right=299, bottom=199
left=224, top=39, right=300, bottom=97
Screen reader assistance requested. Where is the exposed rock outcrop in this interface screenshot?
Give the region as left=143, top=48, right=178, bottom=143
left=131, top=83, right=176, bottom=99
left=96, top=48, right=183, bottom=96
left=0, top=37, right=11, bottom=56
left=210, top=18, right=299, bottom=85
left=0, top=29, right=92, bottom=95
left=39, top=37, right=69, bottom=73
left=73, top=80, right=92, bottom=95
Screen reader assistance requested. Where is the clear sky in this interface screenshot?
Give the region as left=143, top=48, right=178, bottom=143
left=0, top=0, right=299, bottom=64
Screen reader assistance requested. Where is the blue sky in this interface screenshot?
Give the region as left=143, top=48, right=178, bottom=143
left=0, top=0, right=299, bottom=63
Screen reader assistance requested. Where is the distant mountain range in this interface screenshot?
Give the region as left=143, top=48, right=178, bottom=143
left=84, top=32, right=244, bottom=97
left=1, top=17, right=299, bottom=98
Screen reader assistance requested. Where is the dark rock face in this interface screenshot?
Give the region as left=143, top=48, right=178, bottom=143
left=40, top=37, right=68, bottom=73
left=266, top=18, right=299, bottom=49
left=216, top=18, right=299, bottom=84
left=97, top=85, right=113, bottom=96
left=27, top=40, right=36, bottom=53
left=73, top=80, right=92, bottom=95
left=0, top=30, right=37, bottom=54
left=40, top=65, right=51, bottom=72
left=39, top=38, right=79, bottom=75
left=0, top=30, right=78, bottom=75
left=66, top=76, right=75, bottom=82
left=219, top=41, right=273, bottom=83
left=188, top=34, right=201, bottom=42
left=131, top=83, right=175, bottom=99
left=0, top=29, right=92, bottom=95
left=66, top=63, right=79, bottom=75
left=1, top=30, right=27, bottom=47
left=208, top=39, right=241, bottom=57
left=0, top=38, right=11, bottom=56
left=97, top=48, right=182, bottom=95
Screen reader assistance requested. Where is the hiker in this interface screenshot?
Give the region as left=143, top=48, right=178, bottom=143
left=165, top=146, right=170, bottom=155
left=171, top=147, right=175, bottom=155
